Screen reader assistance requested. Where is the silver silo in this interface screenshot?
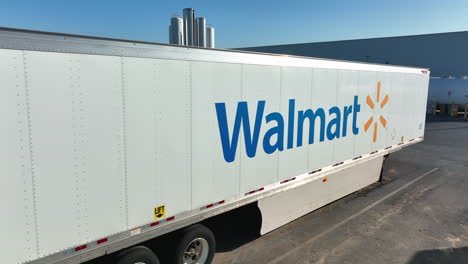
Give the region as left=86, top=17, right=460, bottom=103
left=169, top=16, right=184, bottom=45
left=194, top=18, right=199, bottom=46
left=183, top=8, right=195, bottom=46
left=196, top=17, right=206, bottom=47
left=206, top=25, right=215, bottom=48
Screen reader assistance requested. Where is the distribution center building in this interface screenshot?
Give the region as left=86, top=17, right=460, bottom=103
left=238, top=31, right=468, bottom=78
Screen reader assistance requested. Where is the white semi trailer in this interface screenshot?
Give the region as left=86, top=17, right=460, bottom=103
left=1, top=28, right=430, bottom=264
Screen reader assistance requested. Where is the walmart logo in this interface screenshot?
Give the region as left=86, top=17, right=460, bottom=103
left=215, top=96, right=361, bottom=163
left=364, top=82, right=389, bottom=142
left=215, top=82, right=387, bottom=163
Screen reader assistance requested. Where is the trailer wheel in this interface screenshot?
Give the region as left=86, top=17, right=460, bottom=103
left=115, top=246, right=160, bottom=264
left=173, top=224, right=215, bottom=264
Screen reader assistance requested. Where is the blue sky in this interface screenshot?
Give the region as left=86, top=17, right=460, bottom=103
left=1, top=0, right=467, bottom=48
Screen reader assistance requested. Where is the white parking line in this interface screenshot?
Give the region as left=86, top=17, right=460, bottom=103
left=268, top=167, right=439, bottom=264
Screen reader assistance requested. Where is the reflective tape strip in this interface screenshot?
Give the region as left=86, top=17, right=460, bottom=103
left=74, top=245, right=87, bottom=252
left=245, top=187, right=265, bottom=196
left=333, top=162, right=344, bottom=167
left=201, top=200, right=226, bottom=210
left=97, top=238, right=108, bottom=244
left=280, top=177, right=296, bottom=184
left=309, top=169, right=322, bottom=174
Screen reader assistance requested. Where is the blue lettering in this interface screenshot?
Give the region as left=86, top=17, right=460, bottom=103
left=342, top=105, right=353, bottom=137
left=263, top=112, right=285, bottom=154
left=326, top=106, right=341, bottom=140
left=297, top=108, right=325, bottom=147
left=215, top=101, right=265, bottom=163
left=215, top=96, right=362, bottom=161
left=352, top=96, right=361, bottom=135
left=287, top=99, right=295, bottom=149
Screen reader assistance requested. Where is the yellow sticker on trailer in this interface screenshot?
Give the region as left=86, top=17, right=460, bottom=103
left=154, top=205, right=166, bottom=220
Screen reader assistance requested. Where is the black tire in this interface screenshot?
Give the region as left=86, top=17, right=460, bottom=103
left=115, top=246, right=160, bottom=264
left=173, top=224, right=216, bottom=264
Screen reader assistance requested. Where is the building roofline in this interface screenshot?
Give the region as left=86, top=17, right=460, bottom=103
left=238, top=30, right=468, bottom=49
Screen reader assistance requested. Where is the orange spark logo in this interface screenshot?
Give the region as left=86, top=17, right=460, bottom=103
left=364, top=82, right=389, bottom=142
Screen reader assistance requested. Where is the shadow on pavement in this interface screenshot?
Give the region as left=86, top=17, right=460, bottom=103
left=407, top=246, right=468, bottom=264
left=203, top=202, right=262, bottom=253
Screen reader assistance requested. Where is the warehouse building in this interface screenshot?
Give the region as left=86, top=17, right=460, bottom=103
left=238, top=31, right=468, bottom=77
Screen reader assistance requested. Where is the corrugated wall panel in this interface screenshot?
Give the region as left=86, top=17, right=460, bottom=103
left=240, top=64, right=281, bottom=192
left=75, top=54, right=127, bottom=239
left=191, top=61, right=242, bottom=207
left=377, top=72, right=395, bottom=148
left=122, top=57, right=160, bottom=228
left=353, top=71, right=375, bottom=156
left=0, top=50, right=38, bottom=264
left=277, top=66, right=312, bottom=180
left=154, top=59, right=192, bottom=216
left=333, top=70, right=358, bottom=163
left=23, top=51, right=80, bottom=256
left=308, top=69, right=336, bottom=170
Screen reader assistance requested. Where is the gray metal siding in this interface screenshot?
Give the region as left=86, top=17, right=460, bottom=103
left=238, top=31, right=468, bottom=77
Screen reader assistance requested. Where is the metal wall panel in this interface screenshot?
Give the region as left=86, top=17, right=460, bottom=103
left=240, top=64, right=281, bottom=192
left=23, top=51, right=81, bottom=256
left=389, top=73, right=405, bottom=145
left=21, top=51, right=128, bottom=257
left=0, top=50, right=37, bottom=264
left=333, top=70, right=358, bottom=163
left=155, top=59, right=192, bottom=215
left=405, top=74, right=417, bottom=140
left=353, top=71, right=375, bottom=156
left=308, top=69, right=336, bottom=170
left=398, top=73, right=413, bottom=142
left=418, top=74, right=430, bottom=134
left=366, top=71, right=386, bottom=152
left=75, top=54, right=127, bottom=238
left=240, top=31, right=452, bottom=76
left=277, top=66, right=312, bottom=180
left=377, top=72, right=396, bottom=147
left=405, top=73, right=426, bottom=140
left=122, top=57, right=160, bottom=228
left=191, top=61, right=242, bottom=207
left=371, top=72, right=391, bottom=150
